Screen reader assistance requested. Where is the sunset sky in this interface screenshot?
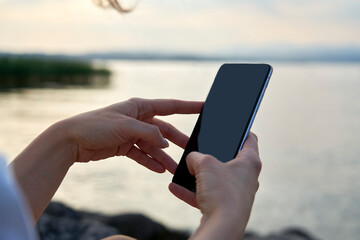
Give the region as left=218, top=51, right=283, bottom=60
left=0, top=0, right=359, bottom=54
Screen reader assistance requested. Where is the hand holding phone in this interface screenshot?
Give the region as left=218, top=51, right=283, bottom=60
left=172, top=63, right=272, bottom=192
left=169, top=132, right=262, bottom=239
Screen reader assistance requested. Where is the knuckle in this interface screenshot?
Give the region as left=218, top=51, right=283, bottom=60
left=128, top=97, right=142, bottom=103
left=163, top=122, right=173, bottom=136
left=250, top=132, right=258, bottom=142
left=127, top=97, right=140, bottom=109
left=149, top=125, right=160, bottom=135
left=252, top=157, right=262, bottom=174
left=248, top=155, right=262, bottom=174
left=243, top=150, right=261, bottom=171
left=128, top=98, right=150, bottom=119
left=171, top=99, right=180, bottom=112
left=233, top=150, right=262, bottom=174
left=126, top=98, right=141, bottom=118
left=122, top=116, right=135, bottom=125
left=201, top=154, right=215, bottom=162
left=200, top=154, right=218, bottom=167
left=148, top=126, right=162, bottom=141
left=255, top=180, right=260, bottom=192
left=158, top=120, right=171, bottom=138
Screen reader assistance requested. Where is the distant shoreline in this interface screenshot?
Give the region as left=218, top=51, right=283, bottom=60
left=1, top=50, right=360, bottom=63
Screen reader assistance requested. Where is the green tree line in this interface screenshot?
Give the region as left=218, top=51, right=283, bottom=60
left=0, top=57, right=111, bottom=89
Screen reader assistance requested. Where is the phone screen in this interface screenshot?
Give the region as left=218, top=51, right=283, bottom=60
left=172, top=63, right=272, bottom=192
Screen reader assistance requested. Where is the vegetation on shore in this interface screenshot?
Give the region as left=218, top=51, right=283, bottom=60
left=0, top=56, right=111, bottom=89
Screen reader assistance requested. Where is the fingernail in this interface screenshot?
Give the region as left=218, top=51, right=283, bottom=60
left=162, top=138, right=169, bottom=148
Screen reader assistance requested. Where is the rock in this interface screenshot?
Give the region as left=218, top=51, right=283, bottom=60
left=37, top=202, right=189, bottom=240
left=277, top=228, right=319, bottom=240
left=243, top=231, right=263, bottom=240
left=37, top=202, right=320, bottom=240
left=243, top=228, right=319, bottom=240
left=37, top=207, right=118, bottom=240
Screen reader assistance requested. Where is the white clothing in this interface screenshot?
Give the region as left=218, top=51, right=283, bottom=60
left=0, top=156, right=38, bottom=240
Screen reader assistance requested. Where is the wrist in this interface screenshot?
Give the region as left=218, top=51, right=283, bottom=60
left=11, top=119, right=77, bottom=221
left=51, top=119, right=78, bottom=165
left=13, top=119, right=76, bottom=172
left=191, top=209, right=245, bottom=240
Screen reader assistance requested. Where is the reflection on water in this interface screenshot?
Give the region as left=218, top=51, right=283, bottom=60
left=0, top=61, right=359, bottom=240
left=0, top=76, right=111, bottom=90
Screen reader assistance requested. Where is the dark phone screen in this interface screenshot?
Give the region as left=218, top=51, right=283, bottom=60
left=172, top=63, right=272, bottom=192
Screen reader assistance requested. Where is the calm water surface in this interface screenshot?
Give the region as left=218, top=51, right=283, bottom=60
left=0, top=61, right=359, bottom=239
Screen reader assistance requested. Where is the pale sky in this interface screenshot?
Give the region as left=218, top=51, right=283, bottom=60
left=0, top=0, right=359, bottom=54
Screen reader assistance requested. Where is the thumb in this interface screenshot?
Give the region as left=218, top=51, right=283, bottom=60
left=186, top=152, right=207, bottom=176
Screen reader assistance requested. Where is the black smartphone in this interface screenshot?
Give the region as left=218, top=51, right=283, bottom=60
left=172, top=63, right=273, bottom=192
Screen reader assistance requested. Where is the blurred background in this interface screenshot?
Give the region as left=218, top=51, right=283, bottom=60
left=1, top=0, right=360, bottom=239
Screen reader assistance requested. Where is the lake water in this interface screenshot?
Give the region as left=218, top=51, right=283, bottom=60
left=0, top=61, right=359, bottom=239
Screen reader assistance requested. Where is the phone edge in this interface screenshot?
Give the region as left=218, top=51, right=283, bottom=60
left=238, top=65, right=273, bottom=152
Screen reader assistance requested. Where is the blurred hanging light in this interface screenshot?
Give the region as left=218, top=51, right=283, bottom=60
left=92, top=0, right=137, bottom=13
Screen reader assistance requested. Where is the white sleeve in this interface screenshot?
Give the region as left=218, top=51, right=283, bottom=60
left=0, top=156, right=38, bottom=240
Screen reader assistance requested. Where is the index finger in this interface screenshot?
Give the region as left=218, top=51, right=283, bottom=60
left=130, top=98, right=204, bottom=120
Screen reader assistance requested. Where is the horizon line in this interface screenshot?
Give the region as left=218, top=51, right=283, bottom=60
left=1, top=50, right=360, bottom=63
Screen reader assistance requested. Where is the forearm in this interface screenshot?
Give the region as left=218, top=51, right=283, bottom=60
left=190, top=210, right=247, bottom=240
left=10, top=120, right=76, bottom=222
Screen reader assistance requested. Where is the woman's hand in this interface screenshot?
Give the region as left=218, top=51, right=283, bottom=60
left=11, top=98, right=203, bottom=222
left=169, top=133, right=261, bottom=240
left=63, top=98, right=203, bottom=174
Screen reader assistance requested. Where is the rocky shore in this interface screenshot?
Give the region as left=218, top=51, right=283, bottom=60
left=37, top=202, right=320, bottom=240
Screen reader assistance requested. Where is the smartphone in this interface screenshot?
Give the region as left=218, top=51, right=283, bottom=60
left=172, top=63, right=272, bottom=192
